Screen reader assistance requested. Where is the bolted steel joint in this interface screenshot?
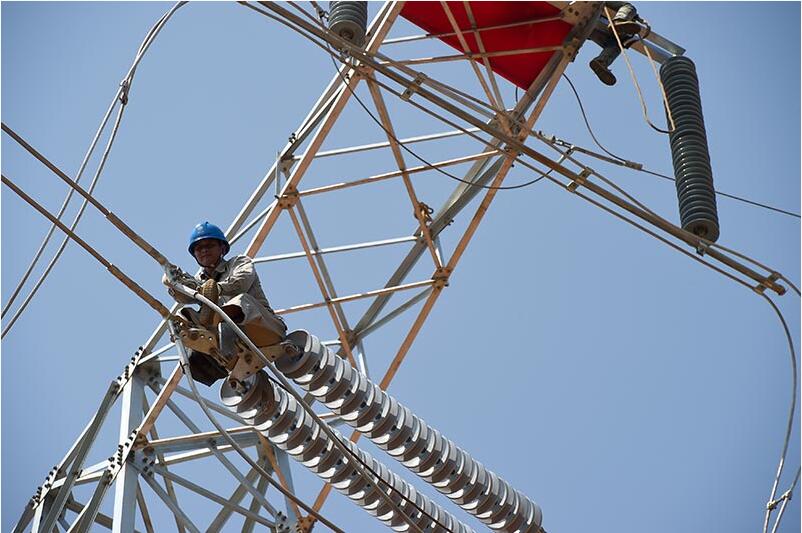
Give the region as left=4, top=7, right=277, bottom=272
left=276, top=187, right=299, bottom=209
left=433, top=266, right=452, bottom=289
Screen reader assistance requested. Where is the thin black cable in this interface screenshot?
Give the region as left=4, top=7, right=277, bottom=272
left=562, top=73, right=633, bottom=164
left=562, top=73, right=801, bottom=219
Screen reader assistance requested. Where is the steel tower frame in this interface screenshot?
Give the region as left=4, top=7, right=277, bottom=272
left=13, top=2, right=693, bottom=531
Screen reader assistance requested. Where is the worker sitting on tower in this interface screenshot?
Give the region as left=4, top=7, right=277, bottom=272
left=163, top=222, right=287, bottom=386
left=588, top=2, right=644, bottom=86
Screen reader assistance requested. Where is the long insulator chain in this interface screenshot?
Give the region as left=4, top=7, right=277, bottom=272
left=660, top=55, right=720, bottom=242
left=276, top=331, right=543, bottom=533
left=220, top=371, right=475, bottom=533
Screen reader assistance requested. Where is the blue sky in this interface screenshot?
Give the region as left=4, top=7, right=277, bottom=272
left=2, top=2, right=800, bottom=532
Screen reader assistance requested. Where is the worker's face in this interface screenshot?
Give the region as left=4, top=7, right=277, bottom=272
left=193, top=239, right=223, bottom=269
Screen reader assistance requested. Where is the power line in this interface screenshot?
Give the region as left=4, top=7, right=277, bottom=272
left=1, top=1, right=189, bottom=335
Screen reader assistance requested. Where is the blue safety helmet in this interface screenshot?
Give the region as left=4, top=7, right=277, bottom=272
left=188, top=222, right=230, bottom=256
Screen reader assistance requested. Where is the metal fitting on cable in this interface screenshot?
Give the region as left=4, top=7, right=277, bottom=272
left=118, top=79, right=130, bottom=105
left=276, top=331, right=543, bottom=532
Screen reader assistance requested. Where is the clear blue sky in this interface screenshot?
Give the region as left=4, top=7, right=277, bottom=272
left=2, top=2, right=799, bottom=532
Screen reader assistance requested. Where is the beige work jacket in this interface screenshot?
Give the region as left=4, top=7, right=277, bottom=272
left=165, top=255, right=286, bottom=345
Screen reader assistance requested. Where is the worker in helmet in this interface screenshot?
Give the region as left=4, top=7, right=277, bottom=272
left=164, top=221, right=287, bottom=385
left=588, top=2, right=644, bottom=86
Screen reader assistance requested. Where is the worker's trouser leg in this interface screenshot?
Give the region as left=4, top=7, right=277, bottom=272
left=588, top=30, right=621, bottom=86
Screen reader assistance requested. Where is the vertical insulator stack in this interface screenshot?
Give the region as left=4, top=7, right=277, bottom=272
left=328, top=2, right=368, bottom=47
left=220, top=371, right=475, bottom=533
left=660, top=55, right=720, bottom=242
left=276, top=331, right=543, bottom=533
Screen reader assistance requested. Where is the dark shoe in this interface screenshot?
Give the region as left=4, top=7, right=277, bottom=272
left=590, top=59, right=617, bottom=86
left=188, top=350, right=228, bottom=386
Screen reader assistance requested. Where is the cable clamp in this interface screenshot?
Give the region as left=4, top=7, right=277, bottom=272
left=766, top=488, right=792, bottom=511
left=276, top=186, right=299, bottom=209
left=118, top=79, right=131, bottom=106
left=567, top=169, right=592, bottom=192
left=401, top=72, right=428, bottom=101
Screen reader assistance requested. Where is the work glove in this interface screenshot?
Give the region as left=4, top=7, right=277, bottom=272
left=198, top=279, right=220, bottom=328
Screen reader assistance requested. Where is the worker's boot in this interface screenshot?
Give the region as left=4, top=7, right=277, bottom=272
left=589, top=43, right=620, bottom=86
left=188, top=350, right=228, bottom=386
left=198, top=279, right=220, bottom=328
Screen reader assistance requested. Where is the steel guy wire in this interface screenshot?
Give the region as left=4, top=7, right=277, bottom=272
left=3, top=107, right=129, bottom=337
left=1, top=174, right=174, bottom=322
left=1, top=1, right=187, bottom=328
left=0, top=124, right=171, bottom=265
left=535, top=130, right=801, bottom=286
left=561, top=73, right=801, bottom=219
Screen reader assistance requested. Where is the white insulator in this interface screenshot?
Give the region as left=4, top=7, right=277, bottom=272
left=220, top=371, right=475, bottom=533
left=276, top=331, right=543, bottom=533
